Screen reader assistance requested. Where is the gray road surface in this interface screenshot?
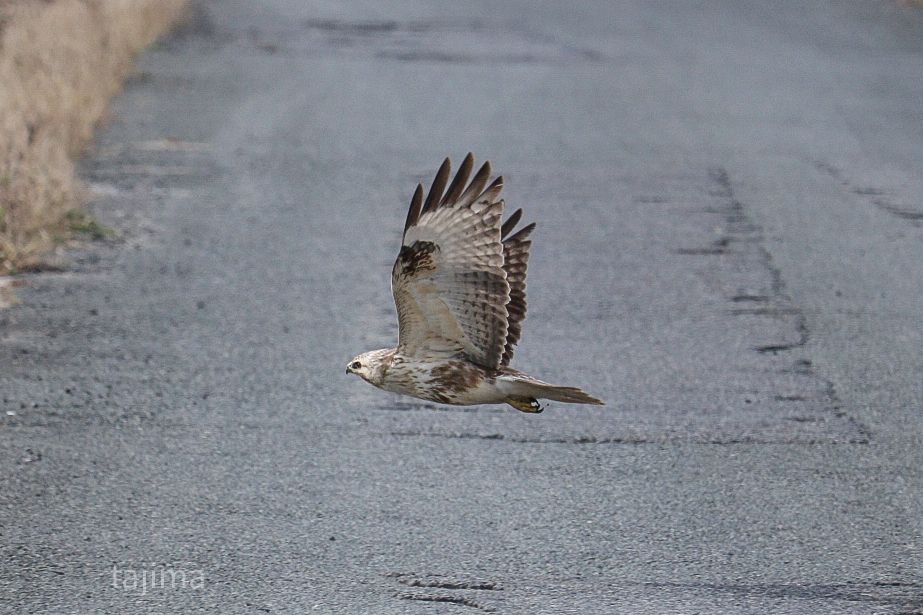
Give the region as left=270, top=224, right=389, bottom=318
left=2, top=1, right=923, bottom=613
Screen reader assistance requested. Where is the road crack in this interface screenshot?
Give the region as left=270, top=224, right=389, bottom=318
left=387, top=573, right=503, bottom=612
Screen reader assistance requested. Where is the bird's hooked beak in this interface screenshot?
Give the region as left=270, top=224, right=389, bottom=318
left=346, top=365, right=352, bottom=375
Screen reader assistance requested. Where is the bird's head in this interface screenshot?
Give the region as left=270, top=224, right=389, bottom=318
left=346, top=348, right=393, bottom=385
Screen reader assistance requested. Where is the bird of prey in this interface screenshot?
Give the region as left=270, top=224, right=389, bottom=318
left=347, top=154, right=603, bottom=413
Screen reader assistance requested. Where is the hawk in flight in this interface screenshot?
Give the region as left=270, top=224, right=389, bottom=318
left=347, top=154, right=603, bottom=413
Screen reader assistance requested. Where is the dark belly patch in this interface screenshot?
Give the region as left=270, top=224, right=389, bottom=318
left=427, top=361, right=484, bottom=397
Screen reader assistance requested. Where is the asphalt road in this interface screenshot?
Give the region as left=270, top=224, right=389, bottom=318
left=2, top=1, right=923, bottom=613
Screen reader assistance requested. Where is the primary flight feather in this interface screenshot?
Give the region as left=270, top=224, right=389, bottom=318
left=347, top=154, right=603, bottom=413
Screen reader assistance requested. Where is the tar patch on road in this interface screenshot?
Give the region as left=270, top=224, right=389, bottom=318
left=367, top=164, right=870, bottom=445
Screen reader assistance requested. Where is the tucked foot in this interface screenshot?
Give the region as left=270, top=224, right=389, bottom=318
left=507, top=397, right=544, bottom=413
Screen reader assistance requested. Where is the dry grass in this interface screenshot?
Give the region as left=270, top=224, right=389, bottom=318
left=0, top=0, right=189, bottom=273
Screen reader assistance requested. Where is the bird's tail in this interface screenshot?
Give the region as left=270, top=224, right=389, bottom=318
left=528, top=383, right=604, bottom=405
left=503, top=376, right=604, bottom=413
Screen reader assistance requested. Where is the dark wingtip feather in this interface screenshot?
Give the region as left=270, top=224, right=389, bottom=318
left=441, top=152, right=474, bottom=207
left=501, top=208, right=523, bottom=240
left=505, top=222, right=536, bottom=244
left=422, top=157, right=451, bottom=214
left=404, top=183, right=424, bottom=233
left=475, top=175, right=504, bottom=206
left=457, top=160, right=491, bottom=206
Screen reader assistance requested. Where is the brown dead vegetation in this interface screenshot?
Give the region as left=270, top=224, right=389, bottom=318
left=0, top=0, right=189, bottom=273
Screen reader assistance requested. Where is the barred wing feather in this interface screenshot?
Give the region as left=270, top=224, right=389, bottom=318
left=500, top=215, right=535, bottom=366
left=392, top=154, right=531, bottom=369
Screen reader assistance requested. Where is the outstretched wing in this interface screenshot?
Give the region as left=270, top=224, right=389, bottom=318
left=500, top=210, right=536, bottom=366
left=393, top=153, right=515, bottom=368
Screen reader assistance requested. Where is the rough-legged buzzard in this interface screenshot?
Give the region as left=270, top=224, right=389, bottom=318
left=347, top=154, right=603, bottom=413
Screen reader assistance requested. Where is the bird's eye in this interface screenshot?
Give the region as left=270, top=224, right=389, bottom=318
left=350, top=361, right=361, bottom=370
